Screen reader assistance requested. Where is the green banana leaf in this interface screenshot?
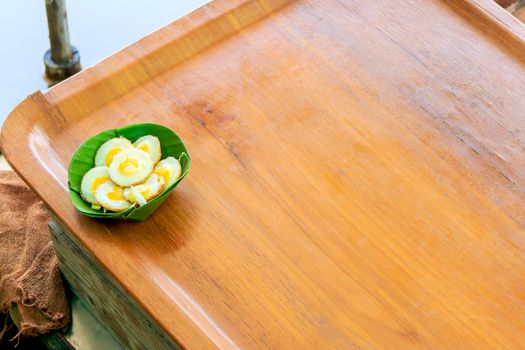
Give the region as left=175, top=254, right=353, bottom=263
left=68, top=123, right=190, bottom=221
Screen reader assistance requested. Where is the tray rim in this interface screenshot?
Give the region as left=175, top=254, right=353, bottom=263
left=45, top=0, right=295, bottom=120
left=2, top=0, right=525, bottom=348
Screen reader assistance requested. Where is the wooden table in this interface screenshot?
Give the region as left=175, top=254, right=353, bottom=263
left=2, top=0, right=525, bottom=348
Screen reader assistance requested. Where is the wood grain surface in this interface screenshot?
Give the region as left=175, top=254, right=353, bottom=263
left=514, top=5, right=525, bottom=21
left=2, top=0, right=525, bottom=348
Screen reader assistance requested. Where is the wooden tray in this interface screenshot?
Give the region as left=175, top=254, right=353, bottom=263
left=2, top=0, right=525, bottom=348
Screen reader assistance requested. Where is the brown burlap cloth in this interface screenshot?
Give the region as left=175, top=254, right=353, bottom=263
left=0, top=171, right=70, bottom=342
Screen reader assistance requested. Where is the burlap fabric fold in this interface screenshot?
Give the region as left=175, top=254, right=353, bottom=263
left=0, top=171, right=69, bottom=342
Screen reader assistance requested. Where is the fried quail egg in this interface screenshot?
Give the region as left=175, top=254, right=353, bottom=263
left=108, top=148, right=154, bottom=186
left=94, top=181, right=132, bottom=212
left=80, top=166, right=110, bottom=204
left=153, top=157, right=182, bottom=188
left=123, top=173, right=165, bottom=206
left=133, top=135, right=161, bottom=163
left=95, top=138, right=133, bottom=167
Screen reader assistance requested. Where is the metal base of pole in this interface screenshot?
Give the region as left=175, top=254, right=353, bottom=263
left=44, top=45, right=81, bottom=81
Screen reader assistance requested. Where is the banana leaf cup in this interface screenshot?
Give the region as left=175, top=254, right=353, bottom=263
left=68, top=123, right=190, bottom=221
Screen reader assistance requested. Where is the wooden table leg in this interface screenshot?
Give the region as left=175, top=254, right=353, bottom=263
left=48, top=218, right=180, bottom=350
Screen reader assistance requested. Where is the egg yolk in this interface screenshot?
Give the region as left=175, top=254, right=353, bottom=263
left=127, top=187, right=150, bottom=202
left=105, top=148, right=122, bottom=167
left=107, top=186, right=125, bottom=201
left=154, top=167, right=171, bottom=184
left=140, top=187, right=150, bottom=197
left=118, top=157, right=140, bottom=176
left=90, top=177, right=108, bottom=192
left=138, top=143, right=150, bottom=153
